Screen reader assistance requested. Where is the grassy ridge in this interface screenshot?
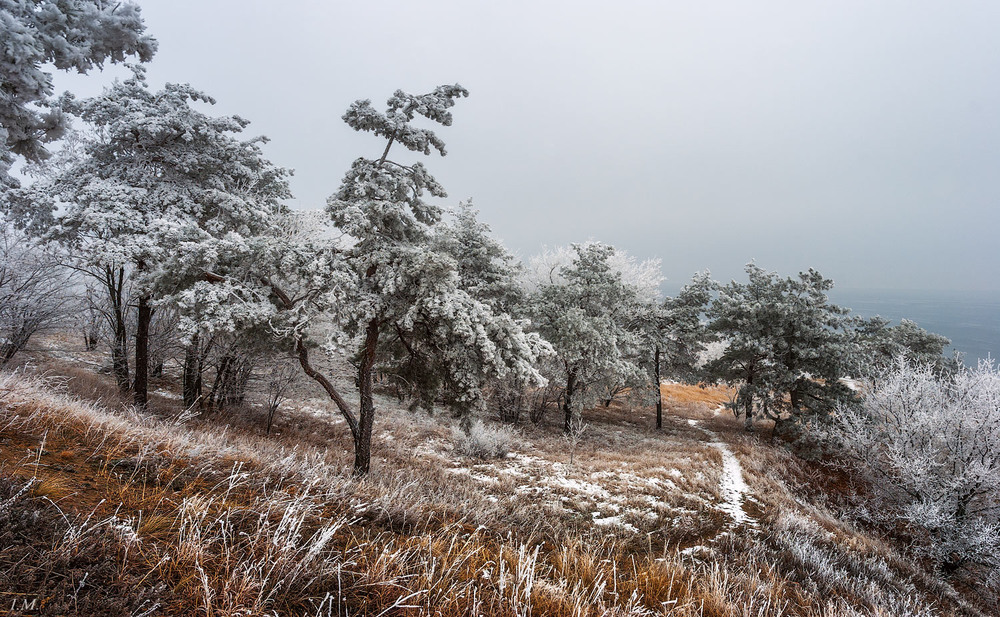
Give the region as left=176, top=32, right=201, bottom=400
left=0, top=363, right=987, bottom=616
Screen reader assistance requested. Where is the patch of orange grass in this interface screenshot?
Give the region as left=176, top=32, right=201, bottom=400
left=661, top=382, right=734, bottom=407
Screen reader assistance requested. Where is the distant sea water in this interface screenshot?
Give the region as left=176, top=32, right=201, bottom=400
left=831, top=289, right=1000, bottom=365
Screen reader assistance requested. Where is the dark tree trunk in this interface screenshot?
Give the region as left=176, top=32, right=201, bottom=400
left=563, top=368, right=578, bottom=433
left=106, top=266, right=130, bottom=394
left=744, top=395, right=754, bottom=431
left=209, top=355, right=253, bottom=411
left=83, top=329, right=98, bottom=351
left=655, top=345, right=663, bottom=430
left=133, top=295, right=152, bottom=409
left=264, top=277, right=364, bottom=474
left=354, top=318, right=379, bottom=476
left=222, top=359, right=253, bottom=409
left=743, top=373, right=754, bottom=432
left=183, top=334, right=203, bottom=409
left=789, top=387, right=803, bottom=415
left=207, top=355, right=232, bottom=411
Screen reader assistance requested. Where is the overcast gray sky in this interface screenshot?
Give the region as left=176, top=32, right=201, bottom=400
left=54, top=0, right=1000, bottom=292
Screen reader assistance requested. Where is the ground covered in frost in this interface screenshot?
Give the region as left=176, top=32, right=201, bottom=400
left=0, top=338, right=990, bottom=616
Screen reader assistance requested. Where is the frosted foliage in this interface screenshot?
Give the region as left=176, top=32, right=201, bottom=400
left=453, top=420, right=515, bottom=460
left=0, top=222, right=73, bottom=362
left=697, top=339, right=728, bottom=368
left=707, top=263, right=851, bottom=422
left=8, top=71, right=291, bottom=312
left=433, top=201, right=525, bottom=313
left=331, top=159, right=445, bottom=239
left=0, top=0, right=156, bottom=182
left=341, top=85, right=468, bottom=156
left=849, top=316, right=954, bottom=376
left=831, top=359, right=1000, bottom=578
left=319, top=241, right=548, bottom=412
left=280, top=210, right=347, bottom=245
left=525, top=242, right=663, bottom=303
left=528, top=243, right=647, bottom=416
left=328, top=85, right=467, bottom=245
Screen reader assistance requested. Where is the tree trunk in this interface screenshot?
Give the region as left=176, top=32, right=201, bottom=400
left=106, top=266, right=130, bottom=394
left=744, top=396, right=755, bottom=431
left=207, top=355, right=232, bottom=411
left=265, top=277, right=364, bottom=473
left=133, top=295, right=152, bottom=409
left=83, top=329, right=98, bottom=351
left=654, top=345, right=663, bottom=430
left=183, top=334, right=202, bottom=409
left=354, top=318, right=379, bottom=476
left=563, top=368, right=578, bottom=433
left=209, top=355, right=253, bottom=411
left=0, top=342, right=17, bottom=365
left=222, top=358, right=253, bottom=409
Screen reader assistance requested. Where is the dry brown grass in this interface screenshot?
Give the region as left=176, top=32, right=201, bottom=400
left=0, top=344, right=990, bottom=616
left=660, top=383, right=734, bottom=408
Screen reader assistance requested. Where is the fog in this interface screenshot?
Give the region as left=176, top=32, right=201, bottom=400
left=52, top=0, right=1000, bottom=292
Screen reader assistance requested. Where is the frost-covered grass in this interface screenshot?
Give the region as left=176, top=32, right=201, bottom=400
left=0, top=358, right=990, bottom=616
left=453, top=420, right=516, bottom=459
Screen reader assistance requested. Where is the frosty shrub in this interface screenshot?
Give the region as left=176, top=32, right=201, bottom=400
left=453, top=421, right=515, bottom=460
left=828, top=358, right=1000, bottom=581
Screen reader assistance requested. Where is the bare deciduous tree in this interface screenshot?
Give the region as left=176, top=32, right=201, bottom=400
left=0, top=223, right=74, bottom=365
left=826, top=358, right=1000, bottom=582
left=263, top=360, right=299, bottom=434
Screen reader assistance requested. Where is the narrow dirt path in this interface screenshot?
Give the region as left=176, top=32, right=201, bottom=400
left=688, top=419, right=757, bottom=529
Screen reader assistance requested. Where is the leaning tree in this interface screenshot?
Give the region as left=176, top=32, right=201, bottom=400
left=320, top=85, right=548, bottom=473
left=186, top=85, right=549, bottom=475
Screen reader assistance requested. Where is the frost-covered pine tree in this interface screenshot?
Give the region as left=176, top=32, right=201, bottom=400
left=527, top=242, right=649, bottom=431
left=707, top=264, right=853, bottom=432
left=327, top=86, right=549, bottom=473
left=8, top=69, right=291, bottom=408
left=848, top=315, right=956, bottom=377
left=0, top=0, right=156, bottom=186
left=432, top=200, right=525, bottom=314
left=195, top=85, right=548, bottom=476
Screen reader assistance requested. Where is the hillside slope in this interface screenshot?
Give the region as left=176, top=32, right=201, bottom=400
left=0, top=351, right=990, bottom=616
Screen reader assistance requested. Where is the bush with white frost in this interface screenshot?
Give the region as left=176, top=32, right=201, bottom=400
left=453, top=421, right=515, bottom=460
left=827, top=358, right=1000, bottom=581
